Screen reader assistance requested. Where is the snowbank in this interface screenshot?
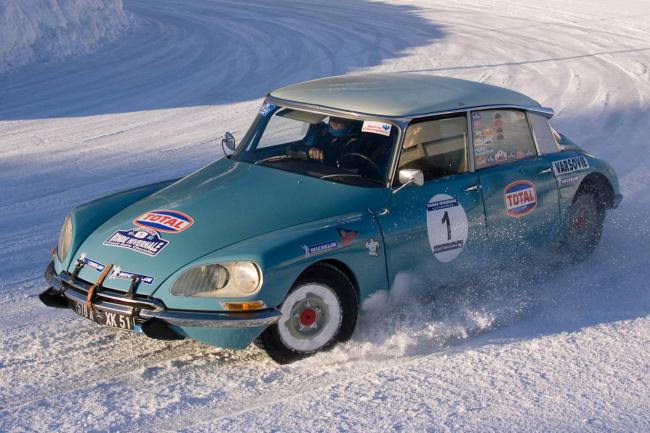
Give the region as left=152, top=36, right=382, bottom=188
left=0, top=0, right=131, bottom=74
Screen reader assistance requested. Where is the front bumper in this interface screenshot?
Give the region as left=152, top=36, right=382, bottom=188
left=41, top=261, right=281, bottom=340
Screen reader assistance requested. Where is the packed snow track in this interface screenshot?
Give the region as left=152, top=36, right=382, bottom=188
left=1, top=0, right=649, bottom=432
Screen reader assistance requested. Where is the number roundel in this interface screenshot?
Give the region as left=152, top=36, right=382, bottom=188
left=426, top=193, right=468, bottom=262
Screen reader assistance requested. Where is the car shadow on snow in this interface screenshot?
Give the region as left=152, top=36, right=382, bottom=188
left=0, top=0, right=445, bottom=120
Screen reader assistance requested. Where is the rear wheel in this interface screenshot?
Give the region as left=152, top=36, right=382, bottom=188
left=561, top=184, right=605, bottom=262
left=258, top=264, right=358, bottom=364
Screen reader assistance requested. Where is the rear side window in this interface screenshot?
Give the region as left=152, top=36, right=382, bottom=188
left=398, top=115, right=469, bottom=181
left=529, top=113, right=560, bottom=154
left=472, top=109, right=537, bottom=170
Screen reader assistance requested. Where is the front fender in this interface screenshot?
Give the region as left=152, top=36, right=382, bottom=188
left=56, top=178, right=181, bottom=273
left=152, top=211, right=388, bottom=311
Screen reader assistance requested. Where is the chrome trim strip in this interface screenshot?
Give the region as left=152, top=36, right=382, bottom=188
left=140, top=309, right=281, bottom=328
left=466, top=111, right=476, bottom=173
left=266, top=95, right=555, bottom=121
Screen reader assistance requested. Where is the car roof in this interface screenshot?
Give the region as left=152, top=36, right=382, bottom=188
left=269, top=73, right=547, bottom=118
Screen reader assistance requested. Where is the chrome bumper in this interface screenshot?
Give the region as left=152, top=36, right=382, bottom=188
left=42, top=261, right=281, bottom=330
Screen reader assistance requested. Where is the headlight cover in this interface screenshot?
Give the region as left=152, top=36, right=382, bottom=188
left=56, top=216, right=73, bottom=262
left=171, top=261, right=262, bottom=298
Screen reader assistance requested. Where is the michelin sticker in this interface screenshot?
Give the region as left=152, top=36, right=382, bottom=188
left=110, top=267, right=154, bottom=285
left=504, top=181, right=537, bottom=217
left=552, top=156, right=589, bottom=176
left=301, top=241, right=338, bottom=257
left=259, top=103, right=276, bottom=117
left=361, top=121, right=392, bottom=136
left=103, top=227, right=169, bottom=257
left=426, top=194, right=468, bottom=263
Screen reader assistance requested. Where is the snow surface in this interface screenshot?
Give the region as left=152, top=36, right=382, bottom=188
left=1, top=0, right=650, bottom=431
left=0, top=0, right=130, bottom=74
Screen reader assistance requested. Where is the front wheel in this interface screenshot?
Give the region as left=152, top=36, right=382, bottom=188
left=560, top=185, right=605, bottom=262
left=258, top=264, right=358, bottom=364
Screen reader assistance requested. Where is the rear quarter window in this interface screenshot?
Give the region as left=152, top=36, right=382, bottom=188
left=529, top=113, right=560, bottom=154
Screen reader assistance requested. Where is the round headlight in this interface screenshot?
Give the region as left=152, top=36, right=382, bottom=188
left=170, top=261, right=262, bottom=298
left=170, top=264, right=229, bottom=297
left=230, top=261, right=262, bottom=294
left=56, top=216, right=73, bottom=262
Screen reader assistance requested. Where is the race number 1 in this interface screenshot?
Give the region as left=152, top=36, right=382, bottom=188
left=426, top=194, right=468, bottom=262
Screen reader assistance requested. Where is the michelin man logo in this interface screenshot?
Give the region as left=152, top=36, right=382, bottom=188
left=365, top=238, right=380, bottom=256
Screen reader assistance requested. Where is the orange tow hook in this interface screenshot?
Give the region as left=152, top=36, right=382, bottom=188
left=86, top=263, right=113, bottom=312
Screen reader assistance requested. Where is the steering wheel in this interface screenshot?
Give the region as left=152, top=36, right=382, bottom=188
left=336, top=152, right=382, bottom=175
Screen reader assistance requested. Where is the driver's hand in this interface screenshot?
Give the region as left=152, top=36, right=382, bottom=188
left=308, top=147, right=324, bottom=161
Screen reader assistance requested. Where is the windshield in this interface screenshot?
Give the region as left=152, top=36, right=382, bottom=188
left=233, top=103, right=400, bottom=187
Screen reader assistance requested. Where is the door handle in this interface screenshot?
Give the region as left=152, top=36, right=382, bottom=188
left=539, top=167, right=553, bottom=174
left=463, top=184, right=481, bottom=192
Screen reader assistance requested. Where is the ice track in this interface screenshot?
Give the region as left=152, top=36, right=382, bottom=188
left=1, top=0, right=650, bottom=432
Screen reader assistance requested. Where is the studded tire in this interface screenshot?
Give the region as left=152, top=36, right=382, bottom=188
left=560, top=183, right=606, bottom=263
left=258, top=264, right=358, bottom=364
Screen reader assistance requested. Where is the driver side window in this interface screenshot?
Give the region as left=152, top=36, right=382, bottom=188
left=398, top=115, right=469, bottom=181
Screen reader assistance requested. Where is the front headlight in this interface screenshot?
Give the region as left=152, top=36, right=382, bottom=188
left=56, top=216, right=73, bottom=262
left=171, top=261, right=262, bottom=297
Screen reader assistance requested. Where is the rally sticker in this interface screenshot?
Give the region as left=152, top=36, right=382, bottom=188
left=134, top=210, right=194, bottom=234
left=504, top=181, right=537, bottom=217
left=552, top=156, right=589, bottom=176
left=259, top=103, right=276, bottom=117
left=301, top=241, right=338, bottom=257
left=361, top=121, right=392, bottom=136
left=337, top=229, right=358, bottom=247
left=559, top=175, right=580, bottom=186
left=110, top=268, right=154, bottom=285
left=426, top=194, right=468, bottom=263
left=104, top=227, right=169, bottom=257
left=81, top=256, right=105, bottom=272
left=79, top=256, right=154, bottom=284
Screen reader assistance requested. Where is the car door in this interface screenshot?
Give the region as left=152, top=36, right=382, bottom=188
left=378, top=114, right=488, bottom=287
left=471, top=109, right=560, bottom=258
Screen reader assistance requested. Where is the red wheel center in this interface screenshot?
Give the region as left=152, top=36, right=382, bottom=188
left=299, top=308, right=317, bottom=326
left=575, top=210, right=587, bottom=229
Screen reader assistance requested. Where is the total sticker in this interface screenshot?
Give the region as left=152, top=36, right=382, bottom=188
left=426, top=194, right=468, bottom=263
left=361, top=121, right=392, bottom=136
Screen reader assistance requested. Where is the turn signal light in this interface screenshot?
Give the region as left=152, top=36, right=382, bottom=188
left=223, top=301, right=266, bottom=311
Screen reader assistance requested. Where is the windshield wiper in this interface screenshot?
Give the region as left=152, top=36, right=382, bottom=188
left=254, top=154, right=308, bottom=165
left=320, top=173, right=386, bottom=186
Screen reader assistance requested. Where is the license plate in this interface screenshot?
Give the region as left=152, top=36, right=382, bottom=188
left=72, top=300, right=135, bottom=331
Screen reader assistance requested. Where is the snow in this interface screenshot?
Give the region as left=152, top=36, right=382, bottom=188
left=1, top=0, right=650, bottom=431
left=0, top=0, right=130, bottom=74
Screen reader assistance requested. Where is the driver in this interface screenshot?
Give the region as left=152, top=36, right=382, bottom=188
left=304, top=117, right=359, bottom=164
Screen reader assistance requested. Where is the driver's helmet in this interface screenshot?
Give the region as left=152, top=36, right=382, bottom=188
left=326, top=117, right=353, bottom=137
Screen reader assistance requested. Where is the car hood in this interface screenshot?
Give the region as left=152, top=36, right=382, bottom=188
left=73, top=158, right=389, bottom=294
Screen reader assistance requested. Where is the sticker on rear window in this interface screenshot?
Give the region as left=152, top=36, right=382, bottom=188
left=362, top=121, right=392, bottom=136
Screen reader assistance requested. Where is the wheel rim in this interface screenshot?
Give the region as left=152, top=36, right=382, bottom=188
left=567, top=195, right=598, bottom=248
left=278, top=283, right=342, bottom=352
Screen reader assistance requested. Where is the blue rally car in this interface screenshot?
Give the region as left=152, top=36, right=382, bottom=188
left=40, top=74, right=622, bottom=363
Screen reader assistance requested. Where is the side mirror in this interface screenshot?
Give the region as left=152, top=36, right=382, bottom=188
left=399, top=169, right=424, bottom=186
left=393, top=169, right=424, bottom=194
left=222, top=132, right=236, bottom=156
